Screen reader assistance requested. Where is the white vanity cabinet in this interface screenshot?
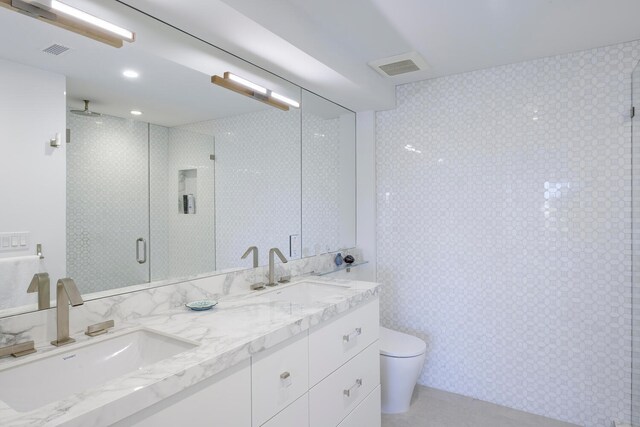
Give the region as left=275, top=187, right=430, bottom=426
left=252, top=334, right=309, bottom=427
left=114, top=297, right=379, bottom=427
left=259, top=297, right=381, bottom=427
left=113, top=359, right=251, bottom=427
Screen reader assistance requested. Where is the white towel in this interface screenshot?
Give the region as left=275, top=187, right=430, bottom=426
left=0, top=255, right=44, bottom=310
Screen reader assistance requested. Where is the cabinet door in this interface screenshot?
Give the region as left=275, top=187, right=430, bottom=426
left=252, top=334, right=309, bottom=427
left=261, top=394, right=308, bottom=427
left=337, top=386, right=381, bottom=427
left=309, top=298, right=379, bottom=385
left=309, top=342, right=379, bottom=427
left=112, top=360, right=251, bottom=427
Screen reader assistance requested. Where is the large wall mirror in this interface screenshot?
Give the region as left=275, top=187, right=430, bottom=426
left=0, top=0, right=356, bottom=317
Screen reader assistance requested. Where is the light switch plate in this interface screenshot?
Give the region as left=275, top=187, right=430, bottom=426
left=0, top=232, right=30, bottom=252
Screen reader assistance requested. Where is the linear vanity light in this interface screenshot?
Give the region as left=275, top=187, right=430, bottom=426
left=211, top=72, right=300, bottom=111
left=226, top=72, right=267, bottom=94
left=0, top=0, right=135, bottom=48
left=270, top=91, right=300, bottom=108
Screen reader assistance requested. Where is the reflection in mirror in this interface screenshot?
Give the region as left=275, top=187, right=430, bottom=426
left=0, top=0, right=354, bottom=318
left=301, top=91, right=356, bottom=257
left=178, top=96, right=302, bottom=270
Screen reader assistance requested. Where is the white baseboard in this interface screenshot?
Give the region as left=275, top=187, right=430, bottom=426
left=613, top=421, right=633, bottom=427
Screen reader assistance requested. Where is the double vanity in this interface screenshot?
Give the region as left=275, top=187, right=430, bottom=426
left=0, top=278, right=380, bottom=427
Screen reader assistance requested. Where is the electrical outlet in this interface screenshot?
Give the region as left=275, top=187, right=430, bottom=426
left=289, top=234, right=300, bottom=258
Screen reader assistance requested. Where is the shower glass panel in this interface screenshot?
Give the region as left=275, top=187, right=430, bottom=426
left=66, top=113, right=150, bottom=294
left=149, top=125, right=216, bottom=281
left=633, top=59, right=640, bottom=427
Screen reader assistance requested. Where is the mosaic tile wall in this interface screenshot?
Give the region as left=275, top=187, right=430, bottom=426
left=632, top=59, right=640, bottom=427
left=166, top=128, right=216, bottom=278
left=67, top=114, right=149, bottom=294
left=376, top=41, right=640, bottom=427
left=184, top=108, right=302, bottom=270
left=149, top=124, right=169, bottom=282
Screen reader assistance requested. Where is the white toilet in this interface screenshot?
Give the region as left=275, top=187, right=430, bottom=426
left=379, top=326, right=427, bottom=414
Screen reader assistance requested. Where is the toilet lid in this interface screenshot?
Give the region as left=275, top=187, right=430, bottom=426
left=379, top=327, right=427, bottom=358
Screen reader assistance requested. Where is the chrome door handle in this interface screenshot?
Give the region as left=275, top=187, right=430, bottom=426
left=343, top=378, right=362, bottom=397
left=343, top=327, right=362, bottom=342
left=136, top=238, right=147, bottom=264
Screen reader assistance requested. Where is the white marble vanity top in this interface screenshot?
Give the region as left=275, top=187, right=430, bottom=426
left=0, top=277, right=379, bottom=426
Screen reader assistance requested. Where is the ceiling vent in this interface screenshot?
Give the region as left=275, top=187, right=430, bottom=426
left=42, top=44, right=70, bottom=56
left=368, top=52, right=428, bottom=77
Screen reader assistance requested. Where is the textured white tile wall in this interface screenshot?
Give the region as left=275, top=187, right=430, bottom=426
left=149, top=125, right=169, bottom=281
left=632, top=59, right=640, bottom=427
left=377, top=41, right=640, bottom=427
left=184, top=108, right=302, bottom=270
left=166, top=128, right=216, bottom=278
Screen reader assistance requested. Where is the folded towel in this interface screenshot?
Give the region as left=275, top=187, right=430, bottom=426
left=0, top=255, right=45, bottom=310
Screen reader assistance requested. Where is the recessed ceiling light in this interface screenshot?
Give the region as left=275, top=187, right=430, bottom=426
left=123, top=70, right=139, bottom=78
left=130, top=110, right=142, bottom=116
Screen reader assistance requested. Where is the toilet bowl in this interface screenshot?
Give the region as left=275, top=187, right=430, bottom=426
left=379, top=326, right=426, bottom=414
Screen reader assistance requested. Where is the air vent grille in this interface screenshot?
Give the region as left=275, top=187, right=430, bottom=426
left=42, top=44, right=70, bottom=56
left=378, top=59, right=420, bottom=76
left=369, top=52, right=428, bottom=78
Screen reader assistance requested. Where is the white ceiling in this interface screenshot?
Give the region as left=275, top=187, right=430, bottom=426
left=0, top=2, right=297, bottom=127
left=119, top=0, right=640, bottom=111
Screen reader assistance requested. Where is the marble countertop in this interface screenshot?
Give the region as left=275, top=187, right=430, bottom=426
left=0, top=277, right=379, bottom=426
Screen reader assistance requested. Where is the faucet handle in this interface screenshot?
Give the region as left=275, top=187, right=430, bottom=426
left=85, top=320, right=114, bottom=337
left=0, top=341, right=36, bottom=358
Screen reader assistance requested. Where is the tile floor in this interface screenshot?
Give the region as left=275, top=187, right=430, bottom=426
left=381, top=386, right=579, bottom=427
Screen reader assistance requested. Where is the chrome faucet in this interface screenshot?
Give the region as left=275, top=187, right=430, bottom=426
left=241, top=246, right=259, bottom=268
left=267, top=248, right=288, bottom=286
left=51, top=278, right=84, bottom=347
left=27, top=272, right=50, bottom=310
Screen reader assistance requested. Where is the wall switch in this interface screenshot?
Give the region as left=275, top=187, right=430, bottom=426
left=0, top=232, right=30, bottom=253
left=289, top=234, right=300, bottom=258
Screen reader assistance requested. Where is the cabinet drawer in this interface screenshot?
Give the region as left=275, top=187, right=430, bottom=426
left=337, top=386, right=381, bottom=427
left=113, top=360, right=251, bottom=427
left=309, top=341, right=379, bottom=427
left=252, top=333, right=309, bottom=427
left=261, top=393, right=308, bottom=427
left=309, top=297, right=379, bottom=385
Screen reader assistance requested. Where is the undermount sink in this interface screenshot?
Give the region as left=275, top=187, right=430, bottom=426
left=0, top=328, right=198, bottom=412
left=260, top=281, right=353, bottom=305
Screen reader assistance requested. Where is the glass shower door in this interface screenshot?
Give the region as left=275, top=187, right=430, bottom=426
left=66, top=113, right=150, bottom=294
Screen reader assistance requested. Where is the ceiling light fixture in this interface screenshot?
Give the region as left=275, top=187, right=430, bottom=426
left=130, top=110, right=142, bottom=116
left=1, top=0, right=135, bottom=48
left=122, top=70, right=139, bottom=78
left=211, top=71, right=300, bottom=111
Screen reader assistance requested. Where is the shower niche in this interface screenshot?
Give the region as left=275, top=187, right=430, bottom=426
left=178, top=169, right=197, bottom=215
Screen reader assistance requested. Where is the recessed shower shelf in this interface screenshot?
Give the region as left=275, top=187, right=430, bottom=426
left=312, top=261, right=369, bottom=276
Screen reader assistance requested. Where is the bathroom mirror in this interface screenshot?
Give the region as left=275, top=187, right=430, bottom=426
left=0, top=0, right=354, bottom=317
left=301, top=90, right=356, bottom=257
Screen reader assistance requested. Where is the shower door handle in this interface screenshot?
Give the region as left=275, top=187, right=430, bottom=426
left=136, top=238, right=147, bottom=264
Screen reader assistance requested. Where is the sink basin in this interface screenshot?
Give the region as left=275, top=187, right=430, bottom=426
left=0, top=328, right=198, bottom=412
left=260, top=281, right=353, bottom=305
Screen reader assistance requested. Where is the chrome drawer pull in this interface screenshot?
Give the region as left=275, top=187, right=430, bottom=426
left=343, top=327, right=362, bottom=343
left=343, top=378, right=362, bottom=397
left=280, top=371, right=292, bottom=387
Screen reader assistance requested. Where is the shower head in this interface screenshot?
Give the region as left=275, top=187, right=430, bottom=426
left=70, top=100, right=101, bottom=117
